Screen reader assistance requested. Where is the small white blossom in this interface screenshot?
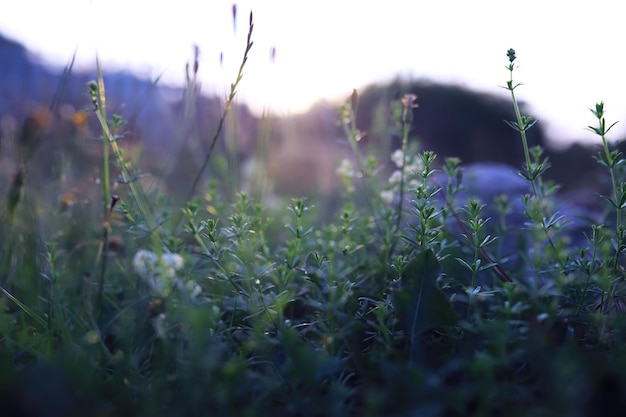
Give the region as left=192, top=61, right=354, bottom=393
left=336, top=158, right=355, bottom=178
left=391, top=149, right=404, bottom=168
left=405, top=158, right=424, bottom=173
left=163, top=253, right=184, bottom=276
left=380, top=190, right=395, bottom=204
left=388, top=170, right=402, bottom=185
left=132, top=250, right=184, bottom=297
left=186, top=280, right=202, bottom=298
left=390, top=148, right=424, bottom=173
left=408, top=179, right=421, bottom=188
left=132, top=250, right=158, bottom=279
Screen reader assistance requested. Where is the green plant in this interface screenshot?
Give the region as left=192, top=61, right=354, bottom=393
left=5, top=21, right=626, bottom=417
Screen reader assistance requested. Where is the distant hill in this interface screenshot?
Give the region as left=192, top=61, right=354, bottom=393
left=0, top=32, right=613, bottom=202
left=0, top=31, right=259, bottom=201
left=0, top=31, right=255, bottom=150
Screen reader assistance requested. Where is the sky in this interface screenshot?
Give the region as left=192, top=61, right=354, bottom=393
left=1, top=0, right=625, bottom=145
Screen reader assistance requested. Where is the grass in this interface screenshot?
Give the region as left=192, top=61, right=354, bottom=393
left=2, top=11, right=626, bottom=417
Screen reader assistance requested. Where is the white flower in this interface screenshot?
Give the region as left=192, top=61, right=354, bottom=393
left=405, top=158, right=424, bottom=173
left=391, top=148, right=424, bottom=173
left=380, top=190, right=395, bottom=204
left=132, top=250, right=184, bottom=297
left=391, top=149, right=404, bottom=168
left=132, top=250, right=158, bottom=279
left=388, top=170, right=402, bottom=185
left=163, top=253, right=184, bottom=277
left=336, top=158, right=355, bottom=178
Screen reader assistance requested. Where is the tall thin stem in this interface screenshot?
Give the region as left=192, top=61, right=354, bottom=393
left=171, top=11, right=255, bottom=232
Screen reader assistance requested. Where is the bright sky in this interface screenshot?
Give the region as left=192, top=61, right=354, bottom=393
left=1, top=0, right=625, bottom=145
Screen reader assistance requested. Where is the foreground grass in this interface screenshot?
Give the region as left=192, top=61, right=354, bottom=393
left=1, top=15, right=626, bottom=416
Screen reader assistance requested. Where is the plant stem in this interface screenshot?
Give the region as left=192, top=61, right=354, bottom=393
left=171, top=11, right=255, bottom=233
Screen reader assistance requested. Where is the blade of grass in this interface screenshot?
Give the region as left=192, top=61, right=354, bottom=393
left=1, top=286, right=48, bottom=330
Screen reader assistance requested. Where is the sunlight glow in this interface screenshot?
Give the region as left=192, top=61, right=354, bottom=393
left=1, top=0, right=625, bottom=143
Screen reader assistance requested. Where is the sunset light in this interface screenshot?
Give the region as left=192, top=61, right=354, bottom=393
left=1, top=0, right=625, bottom=143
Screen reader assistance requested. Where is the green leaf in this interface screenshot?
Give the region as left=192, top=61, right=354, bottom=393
left=456, top=257, right=474, bottom=272
left=393, top=249, right=458, bottom=364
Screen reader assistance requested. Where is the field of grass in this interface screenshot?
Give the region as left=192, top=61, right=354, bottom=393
left=2, top=12, right=626, bottom=417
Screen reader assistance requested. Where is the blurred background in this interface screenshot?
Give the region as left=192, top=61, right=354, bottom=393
left=1, top=0, right=624, bottom=219
left=1, top=0, right=625, bottom=144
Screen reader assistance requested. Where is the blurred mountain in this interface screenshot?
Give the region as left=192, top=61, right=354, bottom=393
left=0, top=31, right=259, bottom=199
left=0, top=31, right=614, bottom=203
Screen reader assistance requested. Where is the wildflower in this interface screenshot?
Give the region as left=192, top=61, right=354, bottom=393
left=391, top=149, right=404, bottom=168
left=132, top=250, right=184, bottom=297
left=408, top=178, right=421, bottom=188
left=71, top=110, right=89, bottom=129
left=401, top=94, right=419, bottom=123
left=132, top=250, right=158, bottom=279
left=405, top=157, right=424, bottom=174
left=380, top=190, right=395, bottom=204
left=388, top=170, right=402, bottom=185
left=59, top=191, right=78, bottom=210
left=390, top=148, right=423, bottom=173
left=401, top=93, right=418, bottom=109
left=186, top=280, right=202, bottom=298
left=337, top=158, right=355, bottom=178
left=163, top=253, right=184, bottom=275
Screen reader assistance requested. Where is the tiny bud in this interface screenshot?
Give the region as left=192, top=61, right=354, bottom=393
left=507, top=48, right=516, bottom=63
left=108, top=195, right=120, bottom=216
left=594, top=102, right=605, bottom=118
left=401, top=93, right=418, bottom=109
left=401, top=94, right=418, bottom=124
left=87, top=81, right=99, bottom=108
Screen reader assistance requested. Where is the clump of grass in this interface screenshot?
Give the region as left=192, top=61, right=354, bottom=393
left=4, top=16, right=626, bottom=416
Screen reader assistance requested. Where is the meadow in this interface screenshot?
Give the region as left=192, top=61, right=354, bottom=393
left=2, top=11, right=626, bottom=417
